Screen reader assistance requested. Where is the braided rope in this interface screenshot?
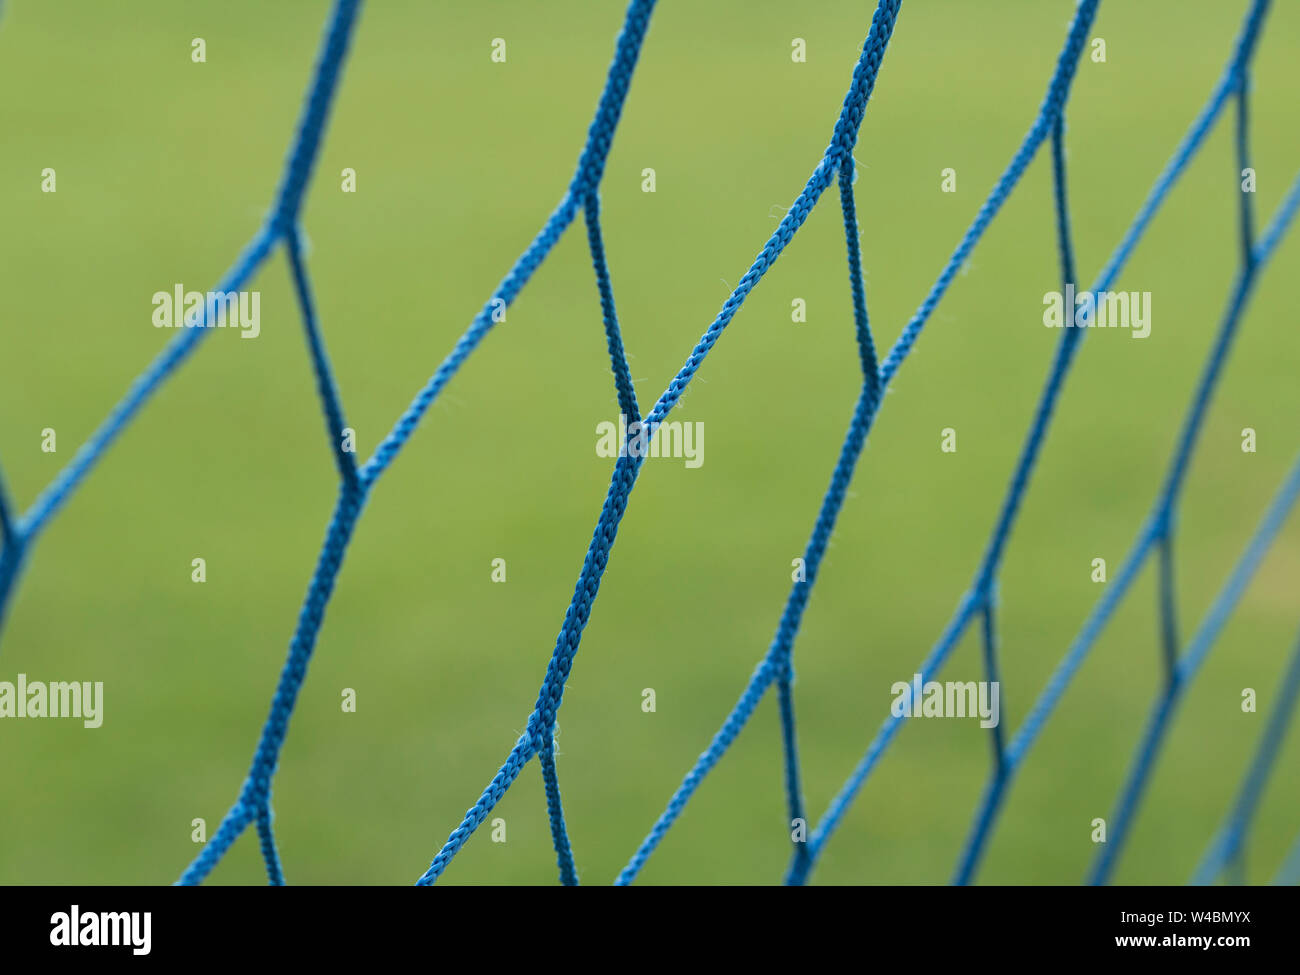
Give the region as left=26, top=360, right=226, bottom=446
left=1, top=0, right=1296, bottom=886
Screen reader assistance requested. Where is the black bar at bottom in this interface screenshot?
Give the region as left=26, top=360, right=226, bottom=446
left=1, top=884, right=1284, bottom=962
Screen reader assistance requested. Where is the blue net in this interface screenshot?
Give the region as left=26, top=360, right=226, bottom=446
left=0, top=0, right=1297, bottom=886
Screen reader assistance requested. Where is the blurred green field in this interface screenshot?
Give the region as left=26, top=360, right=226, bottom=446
left=1, top=0, right=1298, bottom=885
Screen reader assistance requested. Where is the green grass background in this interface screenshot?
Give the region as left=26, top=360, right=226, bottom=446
left=1, top=0, right=1298, bottom=885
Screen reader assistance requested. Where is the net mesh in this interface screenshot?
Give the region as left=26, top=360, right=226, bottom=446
left=0, top=0, right=1297, bottom=886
